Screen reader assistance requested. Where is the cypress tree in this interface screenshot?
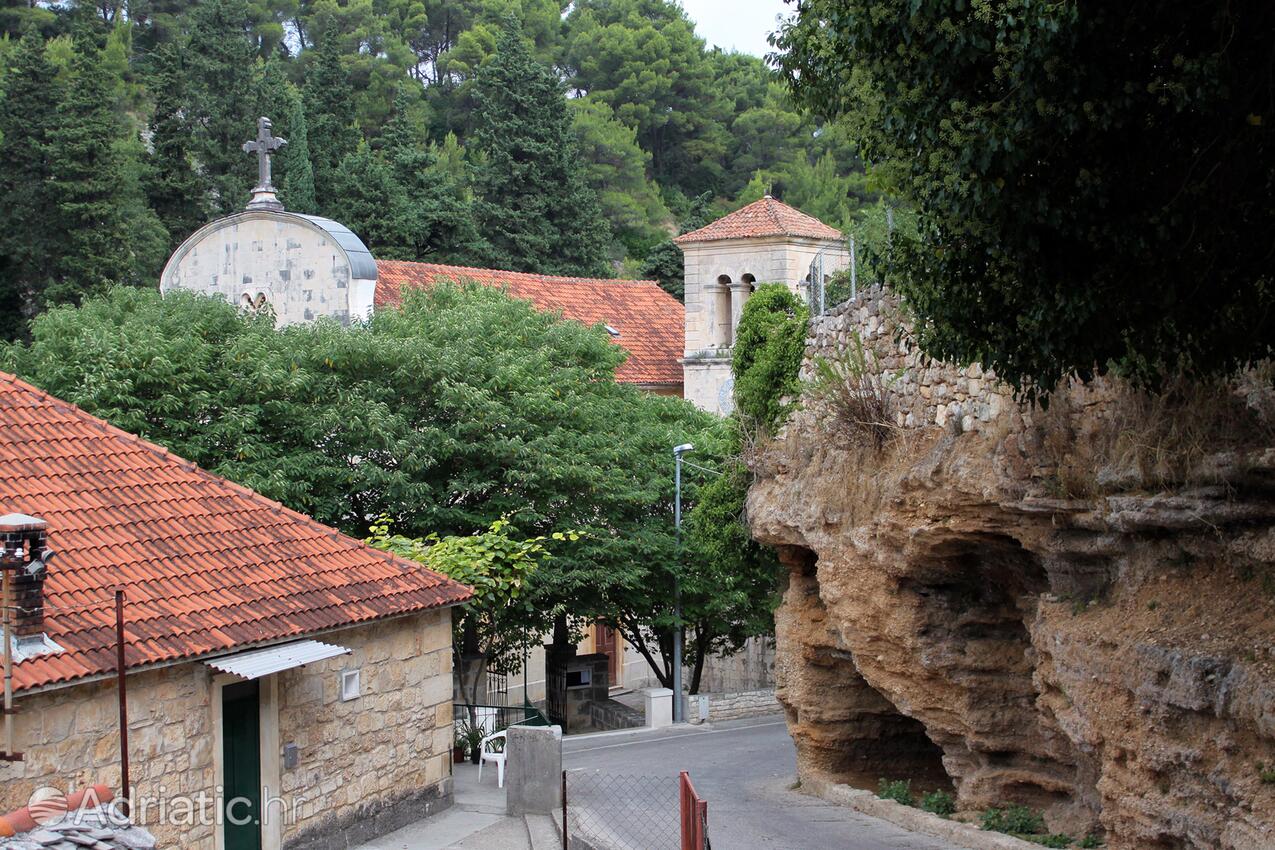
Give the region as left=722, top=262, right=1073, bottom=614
left=0, top=29, right=61, bottom=338
left=471, top=18, right=610, bottom=277
left=45, top=33, right=140, bottom=305
left=184, top=0, right=259, bottom=215
left=147, top=43, right=210, bottom=248
left=303, top=20, right=358, bottom=213
left=279, top=85, right=316, bottom=213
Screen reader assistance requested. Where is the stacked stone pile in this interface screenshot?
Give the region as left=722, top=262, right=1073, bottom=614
left=0, top=805, right=155, bottom=850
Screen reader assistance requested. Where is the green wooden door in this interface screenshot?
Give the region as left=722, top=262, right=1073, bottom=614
left=222, top=680, right=262, bottom=850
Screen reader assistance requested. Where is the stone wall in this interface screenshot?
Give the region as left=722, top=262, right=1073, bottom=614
left=279, top=610, right=453, bottom=849
left=0, top=608, right=453, bottom=850
left=805, top=288, right=1011, bottom=431
left=686, top=689, right=781, bottom=725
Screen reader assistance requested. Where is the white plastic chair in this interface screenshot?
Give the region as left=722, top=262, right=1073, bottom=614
left=477, top=730, right=507, bottom=787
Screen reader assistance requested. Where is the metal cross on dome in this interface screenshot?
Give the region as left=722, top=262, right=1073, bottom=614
left=242, top=116, right=288, bottom=211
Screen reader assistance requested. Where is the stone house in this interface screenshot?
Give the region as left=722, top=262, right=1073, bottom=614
left=0, top=372, right=471, bottom=850
left=675, top=195, right=850, bottom=415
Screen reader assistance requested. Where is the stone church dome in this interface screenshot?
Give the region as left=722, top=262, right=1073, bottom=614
left=159, top=117, right=377, bottom=326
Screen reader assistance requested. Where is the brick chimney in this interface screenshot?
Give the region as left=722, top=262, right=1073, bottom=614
left=0, top=514, right=52, bottom=637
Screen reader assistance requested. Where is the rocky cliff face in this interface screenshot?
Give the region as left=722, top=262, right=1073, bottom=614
left=748, top=291, right=1275, bottom=849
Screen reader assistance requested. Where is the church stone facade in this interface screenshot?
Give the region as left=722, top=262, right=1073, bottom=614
left=675, top=196, right=850, bottom=415
left=160, top=210, right=378, bottom=327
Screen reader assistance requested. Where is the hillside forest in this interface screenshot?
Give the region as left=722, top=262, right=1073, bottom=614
left=0, top=0, right=878, bottom=338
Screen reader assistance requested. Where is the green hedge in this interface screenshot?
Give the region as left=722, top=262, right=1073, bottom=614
left=732, top=284, right=809, bottom=430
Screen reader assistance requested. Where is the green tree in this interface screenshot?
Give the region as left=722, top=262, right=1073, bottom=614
left=4, top=285, right=728, bottom=682
left=277, top=81, right=317, bottom=213
left=380, top=93, right=485, bottom=264
left=366, top=516, right=574, bottom=707
left=184, top=0, right=260, bottom=215
left=0, top=29, right=60, bottom=339
left=563, top=0, right=729, bottom=195
left=775, top=0, right=1275, bottom=394
left=146, top=43, right=209, bottom=248
left=471, top=18, right=610, bottom=277
left=45, top=33, right=161, bottom=306
left=570, top=97, right=671, bottom=262
left=303, top=18, right=359, bottom=213
left=732, top=284, right=810, bottom=431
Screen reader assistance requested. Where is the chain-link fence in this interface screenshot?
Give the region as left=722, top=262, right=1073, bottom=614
left=564, top=770, right=681, bottom=850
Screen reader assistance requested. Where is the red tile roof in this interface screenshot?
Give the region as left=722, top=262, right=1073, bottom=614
left=375, top=261, right=685, bottom=387
left=673, top=196, right=843, bottom=244
left=0, top=372, right=472, bottom=694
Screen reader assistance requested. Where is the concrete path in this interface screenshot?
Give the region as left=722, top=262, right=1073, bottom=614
left=563, top=715, right=968, bottom=850
left=352, top=762, right=531, bottom=850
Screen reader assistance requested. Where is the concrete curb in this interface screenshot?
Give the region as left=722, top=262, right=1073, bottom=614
left=800, top=776, right=1045, bottom=850
left=524, top=814, right=561, bottom=850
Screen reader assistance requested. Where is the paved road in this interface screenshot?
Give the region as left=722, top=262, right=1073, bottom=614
left=563, top=716, right=965, bottom=850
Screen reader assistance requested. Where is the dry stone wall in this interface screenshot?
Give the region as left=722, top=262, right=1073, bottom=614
left=806, top=288, right=1011, bottom=432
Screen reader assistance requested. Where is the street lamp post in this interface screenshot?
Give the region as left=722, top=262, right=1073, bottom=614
left=672, top=443, right=694, bottom=723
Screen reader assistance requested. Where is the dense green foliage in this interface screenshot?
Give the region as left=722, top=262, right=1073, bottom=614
left=365, top=516, right=575, bottom=701
left=732, top=284, right=810, bottom=431
left=775, top=1, right=1275, bottom=394
left=0, top=0, right=870, bottom=338
left=3, top=284, right=767, bottom=685
left=677, top=426, right=779, bottom=693
left=471, top=19, right=607, bottom=277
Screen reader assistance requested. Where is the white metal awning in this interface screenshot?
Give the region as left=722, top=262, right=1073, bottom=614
left=204, top=640, right=351, bottom=680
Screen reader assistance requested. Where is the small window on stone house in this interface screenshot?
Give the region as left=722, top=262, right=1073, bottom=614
left=340, top=669, right=361, bottom=702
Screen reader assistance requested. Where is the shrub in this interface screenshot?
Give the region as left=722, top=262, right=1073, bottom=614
left=807, top=329, right=896, bottom=446
left=876, top=778, right=913, bottom=806
left=919, top=790, right=955, bottom=817
left=1078, top=835, right=1103, bottom=848
left=1033, top=835, right=1073, bottom=849
left=1258, top=762, right=1275, bottom=784
left=981, top=805, right=1046, bottom=836
left=732, top=284, right=809, bottom=432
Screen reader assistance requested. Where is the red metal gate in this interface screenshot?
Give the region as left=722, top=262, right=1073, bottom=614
left=679, top=771, right=708, bottom=850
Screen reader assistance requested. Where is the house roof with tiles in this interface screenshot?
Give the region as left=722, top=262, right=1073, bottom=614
left=673, top=196, right=843, bottom=244
left=375, top=260, right=685, bottom=387
left=0, top=372, right=472, bottom=694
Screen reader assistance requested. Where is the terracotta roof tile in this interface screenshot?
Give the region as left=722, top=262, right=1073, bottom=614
left=673, top=196, right=842, bottom=244
left=0, top=373, right=472, bottom=694
left=375, top=261, right=684, bottom=387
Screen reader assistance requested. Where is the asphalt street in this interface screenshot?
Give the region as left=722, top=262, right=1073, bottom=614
left=562, top=716, right=966, bottom=850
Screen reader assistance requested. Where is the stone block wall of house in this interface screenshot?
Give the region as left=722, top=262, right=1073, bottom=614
left=0, top=608, right=453, bottom=850
left=279, top=609, right=453, bottom=848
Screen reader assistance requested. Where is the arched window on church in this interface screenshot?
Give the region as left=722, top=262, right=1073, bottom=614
left=240, top=292, right=269, bottom=315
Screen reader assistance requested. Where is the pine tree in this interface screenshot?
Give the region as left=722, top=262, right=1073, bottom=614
left=147, top=43, right=209, bottom=248
left=44, top=32, right=143, bottom=305
left=303, top=19, right=358, bottom=213
left=471, top=18, right=610, bottom=277
left=0, top=29, right=61, bottom=339
left=331, top=141, right=412, bottom=258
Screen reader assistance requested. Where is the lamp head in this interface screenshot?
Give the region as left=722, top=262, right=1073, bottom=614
left=673, top=443, right=695, bottom=456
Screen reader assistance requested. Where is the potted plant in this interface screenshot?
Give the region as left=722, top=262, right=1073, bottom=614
left=464, top=724, right=486, bottom=765
left=453, top=727, right=467, bottom=764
